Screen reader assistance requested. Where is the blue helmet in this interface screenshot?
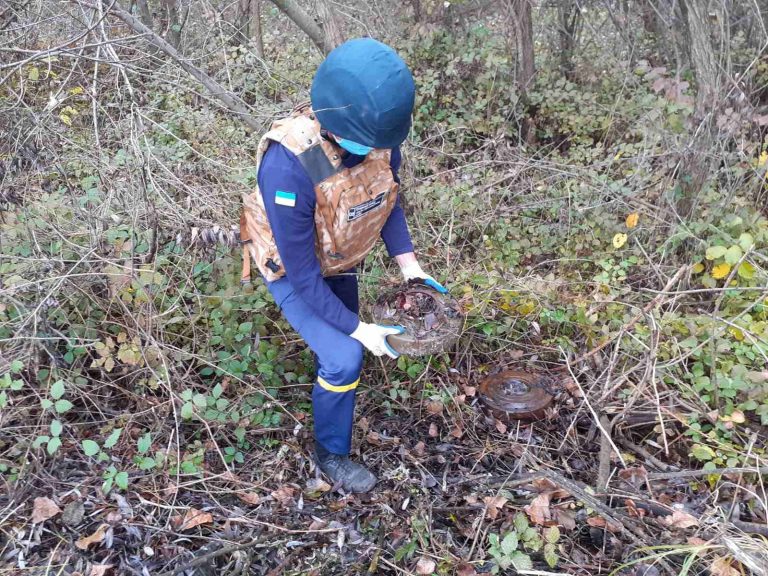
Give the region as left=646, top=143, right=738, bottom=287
left=311, top=38, right=415, bottom=150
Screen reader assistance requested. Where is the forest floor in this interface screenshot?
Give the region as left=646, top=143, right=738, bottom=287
left=4, top=9, right=768, bottom=576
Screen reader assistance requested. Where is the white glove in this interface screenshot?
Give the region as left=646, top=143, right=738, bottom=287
left=399, top=262, right=448, bottom=294
left=350, top=322, right=404, bottom=359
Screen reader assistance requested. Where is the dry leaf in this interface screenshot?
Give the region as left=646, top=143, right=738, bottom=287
left=618, top=466, right=648, bottom=487
left=31, top=497, right=61, bottom=524
left=425, top=399, right=443, bottom=415
left=532, top=477, right=558, bottom=491
left=727, top=410, right=745, bottom=424
left=687, top=537, right=708, bottom=546
left=173, top=508, right=213, bottom=531
left=531, top=478, right=570, bottom=500
left=89, top=564, right=114, bottom=576
left=308, top=517, right=328, bottom=530
left=305, top=478, right=331, bottom=495
left=625, top=498, right=646, bottom=519
left=428, top=423, right=438, bottom=437
left=710, top=556, right=740, bottom=576
left=494, top=419, right=507, bottom=433
left=456, top=562, right=478, bottom=576
left=366, top=431, right=382, bottom=445
left=237, top=492, right=266, bottom=506
left=525, top=492, right=552, bottom=525
left=415, top=556, right=436, bottom=575
left=75, top=524, right=109, bottom=550
left=270, top=486, right=296, bottom=506
left=586, top=516, right=623, bottom=533
left=483, top=495, right=508, bottom=520
left=107, top=511, right=125, bottom=525
left=660, top=509, right=699, bottom=529
left=555, top=508, right=577, bottom=530
left=463, top=386, right=476, bottom=397
left=626, top=213, right=640, bottom=229
left=449, top=425, right=463, bottom=439
left=413, top=441, right=426, bottom=457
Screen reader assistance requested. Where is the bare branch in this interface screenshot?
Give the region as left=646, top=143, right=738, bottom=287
left=94, top=0, right=262, bottom=131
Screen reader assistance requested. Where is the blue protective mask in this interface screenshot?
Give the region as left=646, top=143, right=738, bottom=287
left=336, top=137, right=373, bottom=156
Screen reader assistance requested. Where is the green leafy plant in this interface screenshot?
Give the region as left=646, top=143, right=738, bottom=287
left=134, top=432, right=162, bottom=471
left=487, top=513, right=560, bottom=572
left=0, top=360, right=24, bottom=408
left=41, top=380, right=74, bottom=415
left=102, top=465, right=128, bottom=494
left=81, top=428, right=121, bottom=462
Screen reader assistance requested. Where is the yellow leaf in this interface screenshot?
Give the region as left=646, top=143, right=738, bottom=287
left=738, top=262, right=755, bottom=280
left=692, top=263, right=705, bottom=274
left=728, top=327, right=744, bottom=341
left=612, top=233, right=628, bottom=249
left=626, top=213, right=639, bottom=229
left=69, top=86, right=84, bottom=95
left=712, top=263, right=731, bottom=280
left=28, top=67, right=39, bottom=81
left=59, top=113, right=72, bottom=126
left=759, top=151, right=768, bottom=168
left=516, top=301, right=536, bottom=315
left=614, top=150, right=623, bottom=161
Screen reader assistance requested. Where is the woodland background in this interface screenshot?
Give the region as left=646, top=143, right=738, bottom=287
left=2, top=0, right=768, bottom=574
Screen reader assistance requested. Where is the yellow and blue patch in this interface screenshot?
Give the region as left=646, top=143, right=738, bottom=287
left=275, top=190, right=296, bottom=207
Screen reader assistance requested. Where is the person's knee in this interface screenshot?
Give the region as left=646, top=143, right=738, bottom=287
left=320, top=337, right=363, bottom=384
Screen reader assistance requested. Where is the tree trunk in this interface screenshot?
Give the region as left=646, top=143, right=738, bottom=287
left=557, top=0, right=580, bottom=80
left=639, top=0, right=665, bottom=65
left=135, top=0, right=153, bottom=27
left=234, top=0, right=251, bottom=45
left=251, top=0, right=264, bottom=57
left=268, top=0, right=327, bottom=54
left=163, top=0, right=181, bottom=48
left=676, top=0, right=723, bottom=217
left=508, top=0, right=536, bottom=144
left=314, top=0, right=344, bottom=52
left=683, top=0, right=720, bottom=118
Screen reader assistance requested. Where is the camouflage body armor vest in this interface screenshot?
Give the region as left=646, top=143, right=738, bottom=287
left=240, top=105, right=399, bottom=283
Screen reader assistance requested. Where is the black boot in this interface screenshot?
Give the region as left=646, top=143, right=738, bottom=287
left=315, top=443, right=377, bottom=493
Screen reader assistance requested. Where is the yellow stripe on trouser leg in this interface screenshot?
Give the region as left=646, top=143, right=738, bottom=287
left=317, top=376, right=359, bottom=393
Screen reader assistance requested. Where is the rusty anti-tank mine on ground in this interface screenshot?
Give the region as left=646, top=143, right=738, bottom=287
left=477, top=369, right=557, bottom=421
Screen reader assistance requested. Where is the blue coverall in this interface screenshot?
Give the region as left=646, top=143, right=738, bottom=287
left=258, top=141, right=413, bottom=455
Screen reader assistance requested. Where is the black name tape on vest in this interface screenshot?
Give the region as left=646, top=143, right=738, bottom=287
left=347, top=192, right=387, bottom=222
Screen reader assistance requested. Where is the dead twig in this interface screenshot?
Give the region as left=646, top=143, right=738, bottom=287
left=571, top=265, right=690, bottom=366
left=156, top=537, right=264, bottom=576
left=647, top=466, right=768, bottom=481
left=597, top=414, right=615, bottom=493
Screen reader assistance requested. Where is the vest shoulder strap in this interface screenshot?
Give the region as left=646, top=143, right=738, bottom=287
left=261, top=114, right=342, bottom=185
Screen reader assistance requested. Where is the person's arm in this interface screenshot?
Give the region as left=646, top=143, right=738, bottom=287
left=381, top=147, right=448, bottom=293
left=380, top=147, right=415, bottom=258
left=259, top=144, right=359, bottom=334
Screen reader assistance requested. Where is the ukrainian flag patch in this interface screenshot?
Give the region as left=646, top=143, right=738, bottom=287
left=275, top=190, right=296, bottom=207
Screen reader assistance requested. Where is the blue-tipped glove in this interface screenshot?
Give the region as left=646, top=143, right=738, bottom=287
left=400, top=262, right=448, bottom=294
left=350, top=322, right=405, bottom=359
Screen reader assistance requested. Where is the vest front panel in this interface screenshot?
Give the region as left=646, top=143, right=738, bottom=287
left=241, top=109, right=399, bottom=281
